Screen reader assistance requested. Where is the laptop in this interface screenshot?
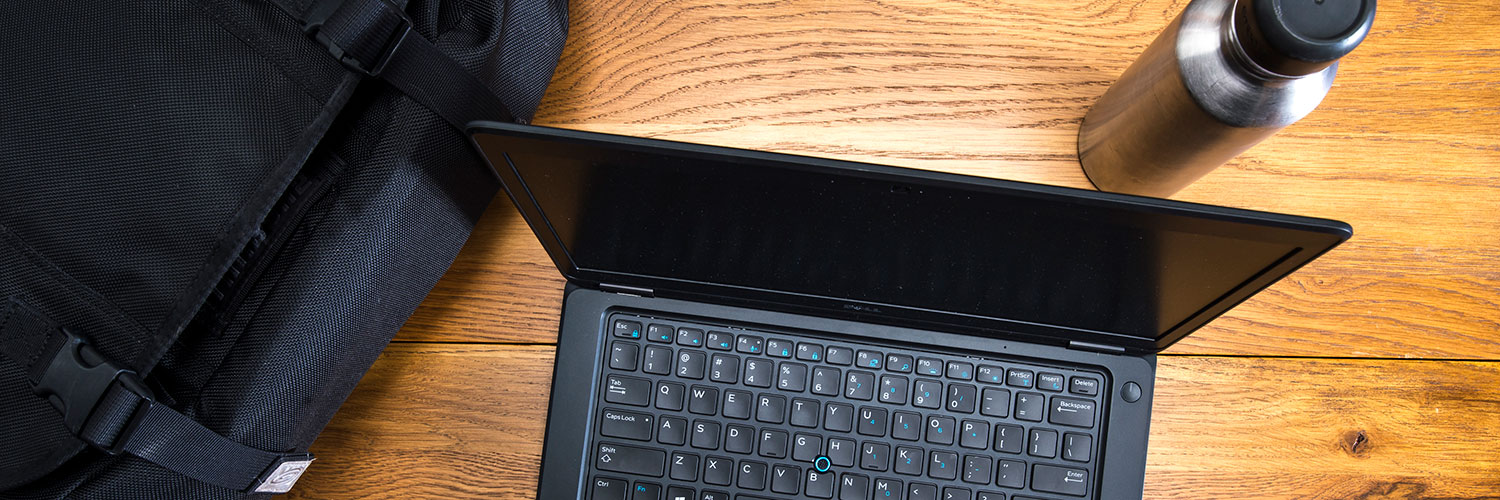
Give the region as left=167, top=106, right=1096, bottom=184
left=467, top=122, right=1351, bottom=500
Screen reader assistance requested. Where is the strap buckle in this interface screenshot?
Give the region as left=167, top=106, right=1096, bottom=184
left=311, top=0, right=414, bottom=77
left=33, top=329, right=153, bottom=453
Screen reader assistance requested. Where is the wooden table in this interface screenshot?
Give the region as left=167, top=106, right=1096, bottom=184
left=287, top=0, right=1500, bottom=497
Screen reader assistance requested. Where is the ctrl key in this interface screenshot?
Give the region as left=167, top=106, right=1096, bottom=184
left=1031, top=464, right=1088, bottom=497
left=590, top=476, right=628, bottom=500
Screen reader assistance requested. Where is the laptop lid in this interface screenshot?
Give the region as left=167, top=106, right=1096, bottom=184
left=469, top=122, right=1350, bottom=354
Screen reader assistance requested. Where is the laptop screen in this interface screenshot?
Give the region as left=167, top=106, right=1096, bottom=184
left=474, top=125, right=1349, bottom=350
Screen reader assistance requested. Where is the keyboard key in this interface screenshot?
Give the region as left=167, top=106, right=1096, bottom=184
left=1063, top=433, right=1092, bottom=462
left=657, top=382, right=685, bottom=411
left=1014, top=392, right=1044, bottom=422
left=928, top=451, right=957, bottom=480
left=995, top=459, right=1025, bottom=488
left=944, top=487, right=972, bottom=500
left=977, top=492, right=1005, bottom=500
left=879, top=375, right=910, bottom=405
left=796, top=342, right=825, bottom=362
left=738, top=461, right=768, bottom=490
left=757, top=394, right=787, bottom=424
left=925, top=415, right=955, bottom=445
left=912, top=380, right=942, bottom=409
left=874, top=478, right=903, bottom=499
left=737, top=335, right=765, bottom=354
left=703, top=456, right=732, bottom=485
left=725, top=425, right=754, bottom=454
left=1028, top=429, right=1058, bottom=458
left=699, top=491, right=728, bottom=500
left=1037, top=373, right=1065, bottom=392
left=827, top=438, right=857, bottom=467
left=601, top=409, right=654, bottom=441
left=596, top=442, right=665, bottom=477
left=993, top=424, right=1023, bottom=454
left=647, top=324, right=674, bottom=343
left=962, top=455, right=991, bottom=485
left=825, top=403, right=855, bottom=432
left=611, top=342, right=639, bottom=371
left=1049, top=396, right=1096, bottom=428
left=915, top=358, right=943, bottom=377
left=959, top=419, right=989, bottom=449
left=691, top=421, right=721, bottom=450
left=614, top=319, right=643, bottom=339
left=980, top=388, right=1010, bottom=418
left=975, top=365, right=1005, bottom=385
left=857, top=407, right=888, bottom=437
left=846, top=370, right=876, bottom=400
left=1006, top=369, right=1033, bottom=388
left=671, top=452, right=700, bottom=481
left=767, top=339, right=795, bottom=358
left=826, top=346, right=855, bottom=365
left=892, top=411, right=921, bottom=441
left=592, top=476, right=629, bottom=500
left=772, top=465, right=801, bottom=495
left=1069, top=376, right=1099, bottom=396
left=676, top=350, right=706, bottom=379
left=709, top=354, right=739, bottom=383
left=760, top=429, right=789, bottom=458
left=658, top=417, right=687, bottom=446
left=724, top=390, right=752, bottom=419
left=946, top=361, right=974, bottom=380
left=793, top=433, right=823, bottom=461
left=812, top=366, right=841, bottom=396
left=838, top=473, right=869, bottom=500
left=689, top=386, right=718, bottom=415
left=605, top=375, right=651, bottom=407
left=643, top=346, right=673, bottom=375
left=860, top=442, right=890, bottom=471
left=791, top=398, right=820, bottom=427
left=778, top=362, right=808, bottom=392
left=886, top=354, right=914, bottom=373
left=678, top=327, right=705, bottom=346
left=946, top=384, right=977, bottom=413
left=909, top=483, right=938, bottom=500
left=1031, top=464, right=1088, bottom=497
left=665, top=486, right=693, bottom=500
left=632, top=481, right=661, bottom=500
left=806, top=469, right=835, bottom=498
left=894, top=446, right=923, bottom=476
left=707, top=331, right=734, bottom=351
left=857, top=350, right=884, bottom=370
left=743, top=358, right=773, bottom=388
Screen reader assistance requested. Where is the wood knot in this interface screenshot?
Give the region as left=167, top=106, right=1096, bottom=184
left=1341, top=429, right=1372, bottom=457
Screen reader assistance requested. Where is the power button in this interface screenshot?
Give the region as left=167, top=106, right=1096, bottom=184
left=1121, top=382, right=1142, bottom=403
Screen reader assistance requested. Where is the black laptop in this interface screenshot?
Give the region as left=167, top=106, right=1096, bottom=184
left=467, top=122, right=1350, bottom=500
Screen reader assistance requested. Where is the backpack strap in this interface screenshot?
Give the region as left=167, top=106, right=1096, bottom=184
left=301, top=0, right=521, bottom=128
left=0, top=300, right=314, bottom=494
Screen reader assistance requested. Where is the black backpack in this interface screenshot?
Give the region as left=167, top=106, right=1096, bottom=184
left=0, top=0, right=566, bottom=497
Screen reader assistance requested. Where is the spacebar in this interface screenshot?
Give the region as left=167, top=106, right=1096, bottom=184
left=595, top=442, right=665, bottom=477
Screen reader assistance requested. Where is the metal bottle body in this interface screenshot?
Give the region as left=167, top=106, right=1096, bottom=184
left=1078, top=0, right=1338, bottom=198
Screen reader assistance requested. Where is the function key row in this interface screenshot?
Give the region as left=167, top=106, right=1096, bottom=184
left=614, top=318, right=1100, bottom=396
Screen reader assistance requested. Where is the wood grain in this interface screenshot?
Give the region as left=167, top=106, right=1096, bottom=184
left=393, top=0, right=1500, bottom=359
left=288, top=344, right=1500, bottom=499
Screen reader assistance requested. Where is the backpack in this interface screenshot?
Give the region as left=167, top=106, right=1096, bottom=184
left=0, top=0, right=566, bottom=497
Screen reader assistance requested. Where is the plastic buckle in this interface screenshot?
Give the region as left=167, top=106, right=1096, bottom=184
left=33, top=329, right=154, bottom=453
left=316, top=0, right=413, bottom=77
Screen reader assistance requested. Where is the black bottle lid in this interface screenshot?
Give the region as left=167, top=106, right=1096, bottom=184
left=1233, top=0, right=1377, bottom=76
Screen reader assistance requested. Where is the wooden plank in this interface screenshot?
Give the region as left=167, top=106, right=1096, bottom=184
left=392, top=0, right=1500, bottom=358
left=287, top=344, right=1500, bottom=499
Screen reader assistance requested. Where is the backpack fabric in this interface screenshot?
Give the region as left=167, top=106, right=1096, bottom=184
left=0, top=0, right=566, bottom=497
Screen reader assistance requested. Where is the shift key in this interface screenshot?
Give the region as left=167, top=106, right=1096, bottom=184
left=595, top=442, right=665, bottom=477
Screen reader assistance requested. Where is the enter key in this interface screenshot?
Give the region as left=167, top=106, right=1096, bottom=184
left=1032, top=464, right=1089, bottom=496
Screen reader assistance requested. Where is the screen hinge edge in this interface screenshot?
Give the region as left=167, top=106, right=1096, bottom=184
left=599, top=283, right=654, bottom=297
left=1067, top=340, right=1127, bottom=355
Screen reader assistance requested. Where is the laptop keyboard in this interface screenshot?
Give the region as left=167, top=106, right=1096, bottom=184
left=587, top=313, right=1105, bottom=500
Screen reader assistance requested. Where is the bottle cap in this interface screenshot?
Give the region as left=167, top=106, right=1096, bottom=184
left=1234, top=0, right=1377, bottom=76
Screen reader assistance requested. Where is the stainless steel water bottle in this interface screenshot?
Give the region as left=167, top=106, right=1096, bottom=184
left=1078, top=0, right=1376, bottom=197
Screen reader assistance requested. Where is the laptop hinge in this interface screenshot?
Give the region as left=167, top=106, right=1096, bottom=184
left=1068, top=340, right=1127, bottom=355
left=599, top=283, right=654, bottom=297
